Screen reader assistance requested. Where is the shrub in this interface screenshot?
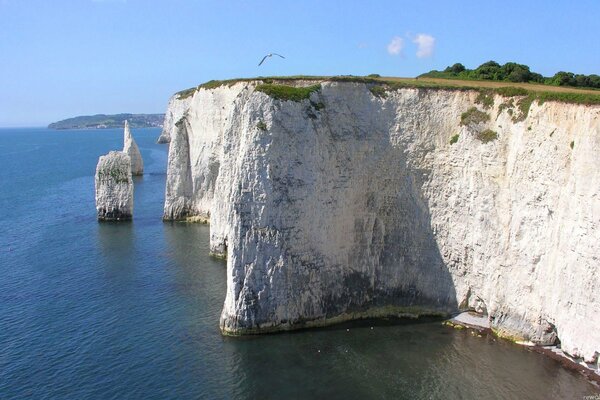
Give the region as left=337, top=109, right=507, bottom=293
left=570, top=141, right=574, bottom=149
left=460, top=107, right=490, bottom=126
left=310, top=101, right=325, bottom=110
left=513, top=95, right=535, bottom=122
left=369, top=85, right=388, bottom=98
left=476, top=90, right=494, bottom=109
left=450, top=134, right=459, bottom=145
left=367, top=74, right=381, bottom=78
left=257, top=121, right=267, bottom=131
left=445, top=63, right=466, bottom=74
left=477, top=129, right=498, bottom=143
left=255, top=84, right=321, bottom=102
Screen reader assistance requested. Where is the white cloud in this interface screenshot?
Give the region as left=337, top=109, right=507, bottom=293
left=413, top=34, right=435, bottom=58
left=387, top=36, right=404, bottom=56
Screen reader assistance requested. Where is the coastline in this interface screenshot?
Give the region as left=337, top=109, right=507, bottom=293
left=446, top=312, right=600, bottom=387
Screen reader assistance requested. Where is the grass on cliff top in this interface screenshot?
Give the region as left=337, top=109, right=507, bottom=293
left=175, top=75, right=600, bottom=106
left=255, top=83, right=321, bottom=102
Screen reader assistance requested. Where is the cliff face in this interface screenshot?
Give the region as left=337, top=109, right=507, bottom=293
left=163, top=81, right=600, bottom=365
left=157, top=94, right=192, bottom=143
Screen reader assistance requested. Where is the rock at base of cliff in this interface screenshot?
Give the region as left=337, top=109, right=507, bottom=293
left=123, top=120, right=144, bottom=175
left=156, top=130, right=170, bottom=144
left=95, top=151, right=133, bottom=221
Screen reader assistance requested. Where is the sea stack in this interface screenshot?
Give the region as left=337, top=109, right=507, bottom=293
left=123, top=120, right=143, bottom=175
left=95, top=151, right=133, bottom=221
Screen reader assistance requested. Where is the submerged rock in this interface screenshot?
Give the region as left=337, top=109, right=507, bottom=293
left=123, top=120, right=143, bottom=175
left=95, top=151, right=133, bottom=221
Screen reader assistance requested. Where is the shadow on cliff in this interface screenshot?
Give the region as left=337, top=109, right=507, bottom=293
left=316, top=143, right=460, bottom=321
left=225, top=88, right=460, bottom=332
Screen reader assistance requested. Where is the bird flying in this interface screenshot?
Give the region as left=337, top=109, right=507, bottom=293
left=258, top=53, right=285, bottom=66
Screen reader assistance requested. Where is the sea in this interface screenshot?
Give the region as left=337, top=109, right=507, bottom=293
left=0, top=127, right=598, bottom=399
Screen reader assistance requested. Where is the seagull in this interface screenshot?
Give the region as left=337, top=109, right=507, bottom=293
left=258, top=53, right=285, bottom=66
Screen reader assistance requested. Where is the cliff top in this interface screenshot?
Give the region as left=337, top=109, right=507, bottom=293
left=176, top=75, right=600, bottom=106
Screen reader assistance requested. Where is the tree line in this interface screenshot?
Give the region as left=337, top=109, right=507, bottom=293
left=421, top=61, right=600, bottom=89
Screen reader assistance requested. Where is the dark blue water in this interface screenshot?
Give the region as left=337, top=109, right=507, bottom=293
left=0, top=127, right=597, bottom=399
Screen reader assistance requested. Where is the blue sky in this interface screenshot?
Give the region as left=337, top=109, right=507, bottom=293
left=1, top=0, right=599, bottom=127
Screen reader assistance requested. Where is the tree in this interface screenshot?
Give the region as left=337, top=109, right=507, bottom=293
left=446, top=63, right=466, bottom=74
left=575, top=74, right=590, bottom=87
left=475, top=61, right=502, bottom=80
left=550, top=71, right=576, bottom=86
left=502, top=62, right=532, bottom=82
left=588, top=74, right=600, bottom=88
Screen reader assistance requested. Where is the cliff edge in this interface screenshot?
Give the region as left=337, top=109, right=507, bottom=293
left=163, top=78, right=600, bottom=367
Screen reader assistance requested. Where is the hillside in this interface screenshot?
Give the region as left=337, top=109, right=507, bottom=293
left=48, top=113, right=164, bottom=129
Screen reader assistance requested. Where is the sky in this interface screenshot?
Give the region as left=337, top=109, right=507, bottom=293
left=1, top=0, right=599, bottom=127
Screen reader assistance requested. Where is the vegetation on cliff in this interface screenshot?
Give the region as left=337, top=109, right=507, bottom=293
left=421, top=60, right=600, bottom=89
left=460, top=107, right=490, bottom=126
left=255, top=84, right=321, bottom=102
left=175, top=73, right=600, bottom=107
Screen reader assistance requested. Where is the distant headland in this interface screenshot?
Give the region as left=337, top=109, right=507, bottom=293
left=48, top=113, right=164, bottom=130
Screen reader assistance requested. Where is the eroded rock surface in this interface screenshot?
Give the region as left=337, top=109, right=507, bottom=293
left=163, top=80, right=600, bottom=366
left=157, top=94, right=193, bottom=144
left=95, top=151, right=133, bottom=221
left=123, top=120, right=143, bottom=175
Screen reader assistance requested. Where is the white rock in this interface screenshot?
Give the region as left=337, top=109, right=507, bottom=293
left=123, top=120, right=143, bottom=175
left=157, top=93, right=194, bottom=144
left=95, top=151, right=133, bottom=221
left=163, top=80, right=600, bottom=365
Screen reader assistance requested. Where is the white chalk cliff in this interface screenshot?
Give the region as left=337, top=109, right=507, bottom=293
left=95, top=151, right=133, bottom=221
left=163, top=80, right=600, bottom=367
left=157, top=94, right=193, bottom=144
left=123, top=120, right=143, bottom=175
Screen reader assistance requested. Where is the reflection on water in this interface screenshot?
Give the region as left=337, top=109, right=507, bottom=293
left=0, top=128, right=598, bottom=400
left=97, top=222, right=135, bottom=264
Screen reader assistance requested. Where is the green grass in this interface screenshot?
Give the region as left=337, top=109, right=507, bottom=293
left=477, top=129, right=498, bottom=143
left=450, top=134, right=460, bottom=145
left=460, top=107, right=490, bottom=126
left=536, top=91, right=600, bottom=106
left=475, top=90, right=494, bottom=109
left=369, top=85, right=388, bottom=98
left=494, top=86, right=529, bottom=97
left=176, top=87, right=197, bottom=99
left=175, top=75, right=600, bottom=106
left=255, top=83, right=321, bottom=102
left=498, top=99, right=514, bottom=114
left=513, top=95, right=535, bottom=122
